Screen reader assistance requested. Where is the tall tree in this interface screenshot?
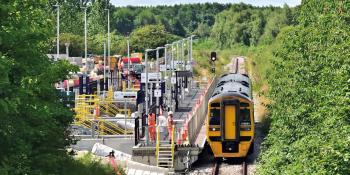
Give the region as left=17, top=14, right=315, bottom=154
left=113, top=8, right=135, bottom=35
left=88, top=0, right=107, bottom=36
left=0, top=0, right=77, bottom=174
left=133, top=9, right=157, bottom=27
left=130, top=24, right=178, bottom=54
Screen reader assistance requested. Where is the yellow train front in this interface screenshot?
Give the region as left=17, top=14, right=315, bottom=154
left=206, top=73, right=254, bottom=158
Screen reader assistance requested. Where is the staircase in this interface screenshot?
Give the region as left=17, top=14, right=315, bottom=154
left=100, top=102, right=131, bottom=117
left=157, top=144, right=174, bottom=168
left=100, top=103, right=119, bottom=116
left=156, top=126, right=175, bottom=169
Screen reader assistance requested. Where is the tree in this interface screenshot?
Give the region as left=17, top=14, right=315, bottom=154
left=59, top=33, right=84, bottom=57
left=170, top=18, right=187, bottom=37
left=88, top=0, right=107, bottom=36
left=133, top=9, right=157, bottom=27
left=0, top=0, right=78, bottom=174
left=88, top=32, right=127, bottom=55
left=194, top=22, right=211, bottom=38
left=257, top=1, right=350, bottom=174
left=130, top=25, right=178, bottom=54
left=113, top=8, right=135, bottom=35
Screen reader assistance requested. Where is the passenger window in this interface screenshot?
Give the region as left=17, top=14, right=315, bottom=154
left=209, top=109, right=220, bottom=125
left=240, top=109, right=251, bottom=125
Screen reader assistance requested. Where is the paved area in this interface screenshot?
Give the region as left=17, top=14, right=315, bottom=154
left=173, top=88, right=203, bottom=119
left=71, top=137, right=135, bottom=155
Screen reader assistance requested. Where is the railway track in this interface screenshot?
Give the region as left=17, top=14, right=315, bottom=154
left=212, top=158, right=248, bottom=175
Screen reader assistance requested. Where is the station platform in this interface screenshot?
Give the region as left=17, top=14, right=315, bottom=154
left=132, top=77, right=218, bottom=172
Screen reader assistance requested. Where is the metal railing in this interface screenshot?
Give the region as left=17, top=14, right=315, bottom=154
left=171, top=125, right=175, bottom=164
left=74, top=94, right=132, bottom=135
left=155, top=125, right=175, bottom=168
left=180, top=77, right=218, bottom=145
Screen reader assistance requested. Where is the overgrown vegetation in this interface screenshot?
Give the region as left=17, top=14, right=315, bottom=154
left=257, top=1, right=350, bottom=174
left=1, top=0, right=348, bottom=174
left=0, top=0, right=119, bottom=174
left=194, top=2, right=350, bottom=174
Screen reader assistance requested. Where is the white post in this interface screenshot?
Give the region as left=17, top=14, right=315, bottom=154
left=105, top=9, right=111, bottom=87
left=181, top=40, right=185, bottom=101
left=65, top=42, right=70, bottom=58
left=164, top=44, right=169, bottom=110
left=127, top=38, right=130, bottom=90
left=103, top=41, right=106, bottom=96
left=84, top=7, right=87, bottom=64
left=145, top=50, right=150, bottom=114
left=171, top=43, right=176, bottom=112
left=55, top=4, right=60, bottom=61
left=124, top=98, right=127, bottom=135
left=156, top=47, right=164, bottom=120
left=145, top=50, right=149, bottom=145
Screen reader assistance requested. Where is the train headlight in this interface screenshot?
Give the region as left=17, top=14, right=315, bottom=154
left=240, top=126, right=251, bottom=131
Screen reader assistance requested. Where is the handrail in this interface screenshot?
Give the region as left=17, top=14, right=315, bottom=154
left=100, top=102, right=131, bottom=117
left=74, top=93, right=132, bottom=135
left=171, top=124, right=175, bottom=167
left=156, top=126, right=160, bottom=166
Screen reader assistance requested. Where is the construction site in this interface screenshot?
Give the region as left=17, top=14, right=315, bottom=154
left=53, top=36, right=221, bottom=174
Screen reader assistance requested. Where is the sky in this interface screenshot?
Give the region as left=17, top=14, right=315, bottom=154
left=110, top=0, right=301, bottom=7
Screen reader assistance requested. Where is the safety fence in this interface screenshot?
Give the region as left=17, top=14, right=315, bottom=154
left=178, top=76, right=218, bottom=145
left=74, top=93, right=133, bottom=135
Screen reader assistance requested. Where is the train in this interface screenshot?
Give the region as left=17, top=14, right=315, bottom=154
left=206, top=57, right=254, bottom=158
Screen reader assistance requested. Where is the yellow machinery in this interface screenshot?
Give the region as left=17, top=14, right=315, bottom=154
left=74, top=92, right=132, bottom=135
left=99, top=87, right=131, bottom=117
left=206, top=73, right=254, bottom=158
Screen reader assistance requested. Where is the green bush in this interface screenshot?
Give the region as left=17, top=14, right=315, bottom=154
left=257, top=1, right=350, bottom=174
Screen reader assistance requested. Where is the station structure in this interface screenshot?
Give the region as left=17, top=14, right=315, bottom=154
left=54, top=36, right=217, bottom=173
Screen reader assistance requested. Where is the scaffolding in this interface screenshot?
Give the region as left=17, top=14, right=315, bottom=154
left=74, top=93, right=132, bottom=135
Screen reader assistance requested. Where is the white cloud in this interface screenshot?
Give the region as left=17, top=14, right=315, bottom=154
left=111, top=0, right=301, bottom=7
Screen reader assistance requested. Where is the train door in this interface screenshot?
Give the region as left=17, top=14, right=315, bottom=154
left=224, top=105, right=237, bottom=140
left=221, top=99, right=240, bottom=153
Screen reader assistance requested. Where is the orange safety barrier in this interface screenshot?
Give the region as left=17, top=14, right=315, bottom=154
left=177, top=128, right=182, bottom=145
left=95, top=106, right=100, bottom=117
left=108, top=157, right=121, bottom=175
left=182, top=118, right=189, bottom=142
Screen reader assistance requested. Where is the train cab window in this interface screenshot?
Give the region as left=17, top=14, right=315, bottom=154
left=240, top=109, right=251, bottom=125
left=210, top=103, right=220, bottom=107
left=240, top=102, right=249, bottom=107
left=209, top=109, right=220, bottom=125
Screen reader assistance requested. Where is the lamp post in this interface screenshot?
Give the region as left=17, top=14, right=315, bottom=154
left=127, top=37, right=130, bottom=90
left=190, top=35, right=195, bottom=72
left=156, top=47, right=165, bottom=119
left=144, top=48, right=155, bottom=146
left=103, top=40, right=107, bottom=95
left=125, top=37, right=131, bottom=135
left=104, top=8, right=111, bottom=87
left=171, top=42, right=177, bottom=112
left=165, top=44, right=171, bottom=111
left=53, top=4, right=59, bottom=61
left=82, top=6, right=88, bottom=67
left=182, top=39, right=186, bottom=71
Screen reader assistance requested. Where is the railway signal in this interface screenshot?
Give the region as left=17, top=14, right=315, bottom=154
left=210, top=51, right=217, bottom=62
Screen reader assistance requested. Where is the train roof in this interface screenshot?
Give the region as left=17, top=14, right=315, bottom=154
left=218, top=73, right=251, bottom=88
left=210, top=73, right=252, bottom=101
